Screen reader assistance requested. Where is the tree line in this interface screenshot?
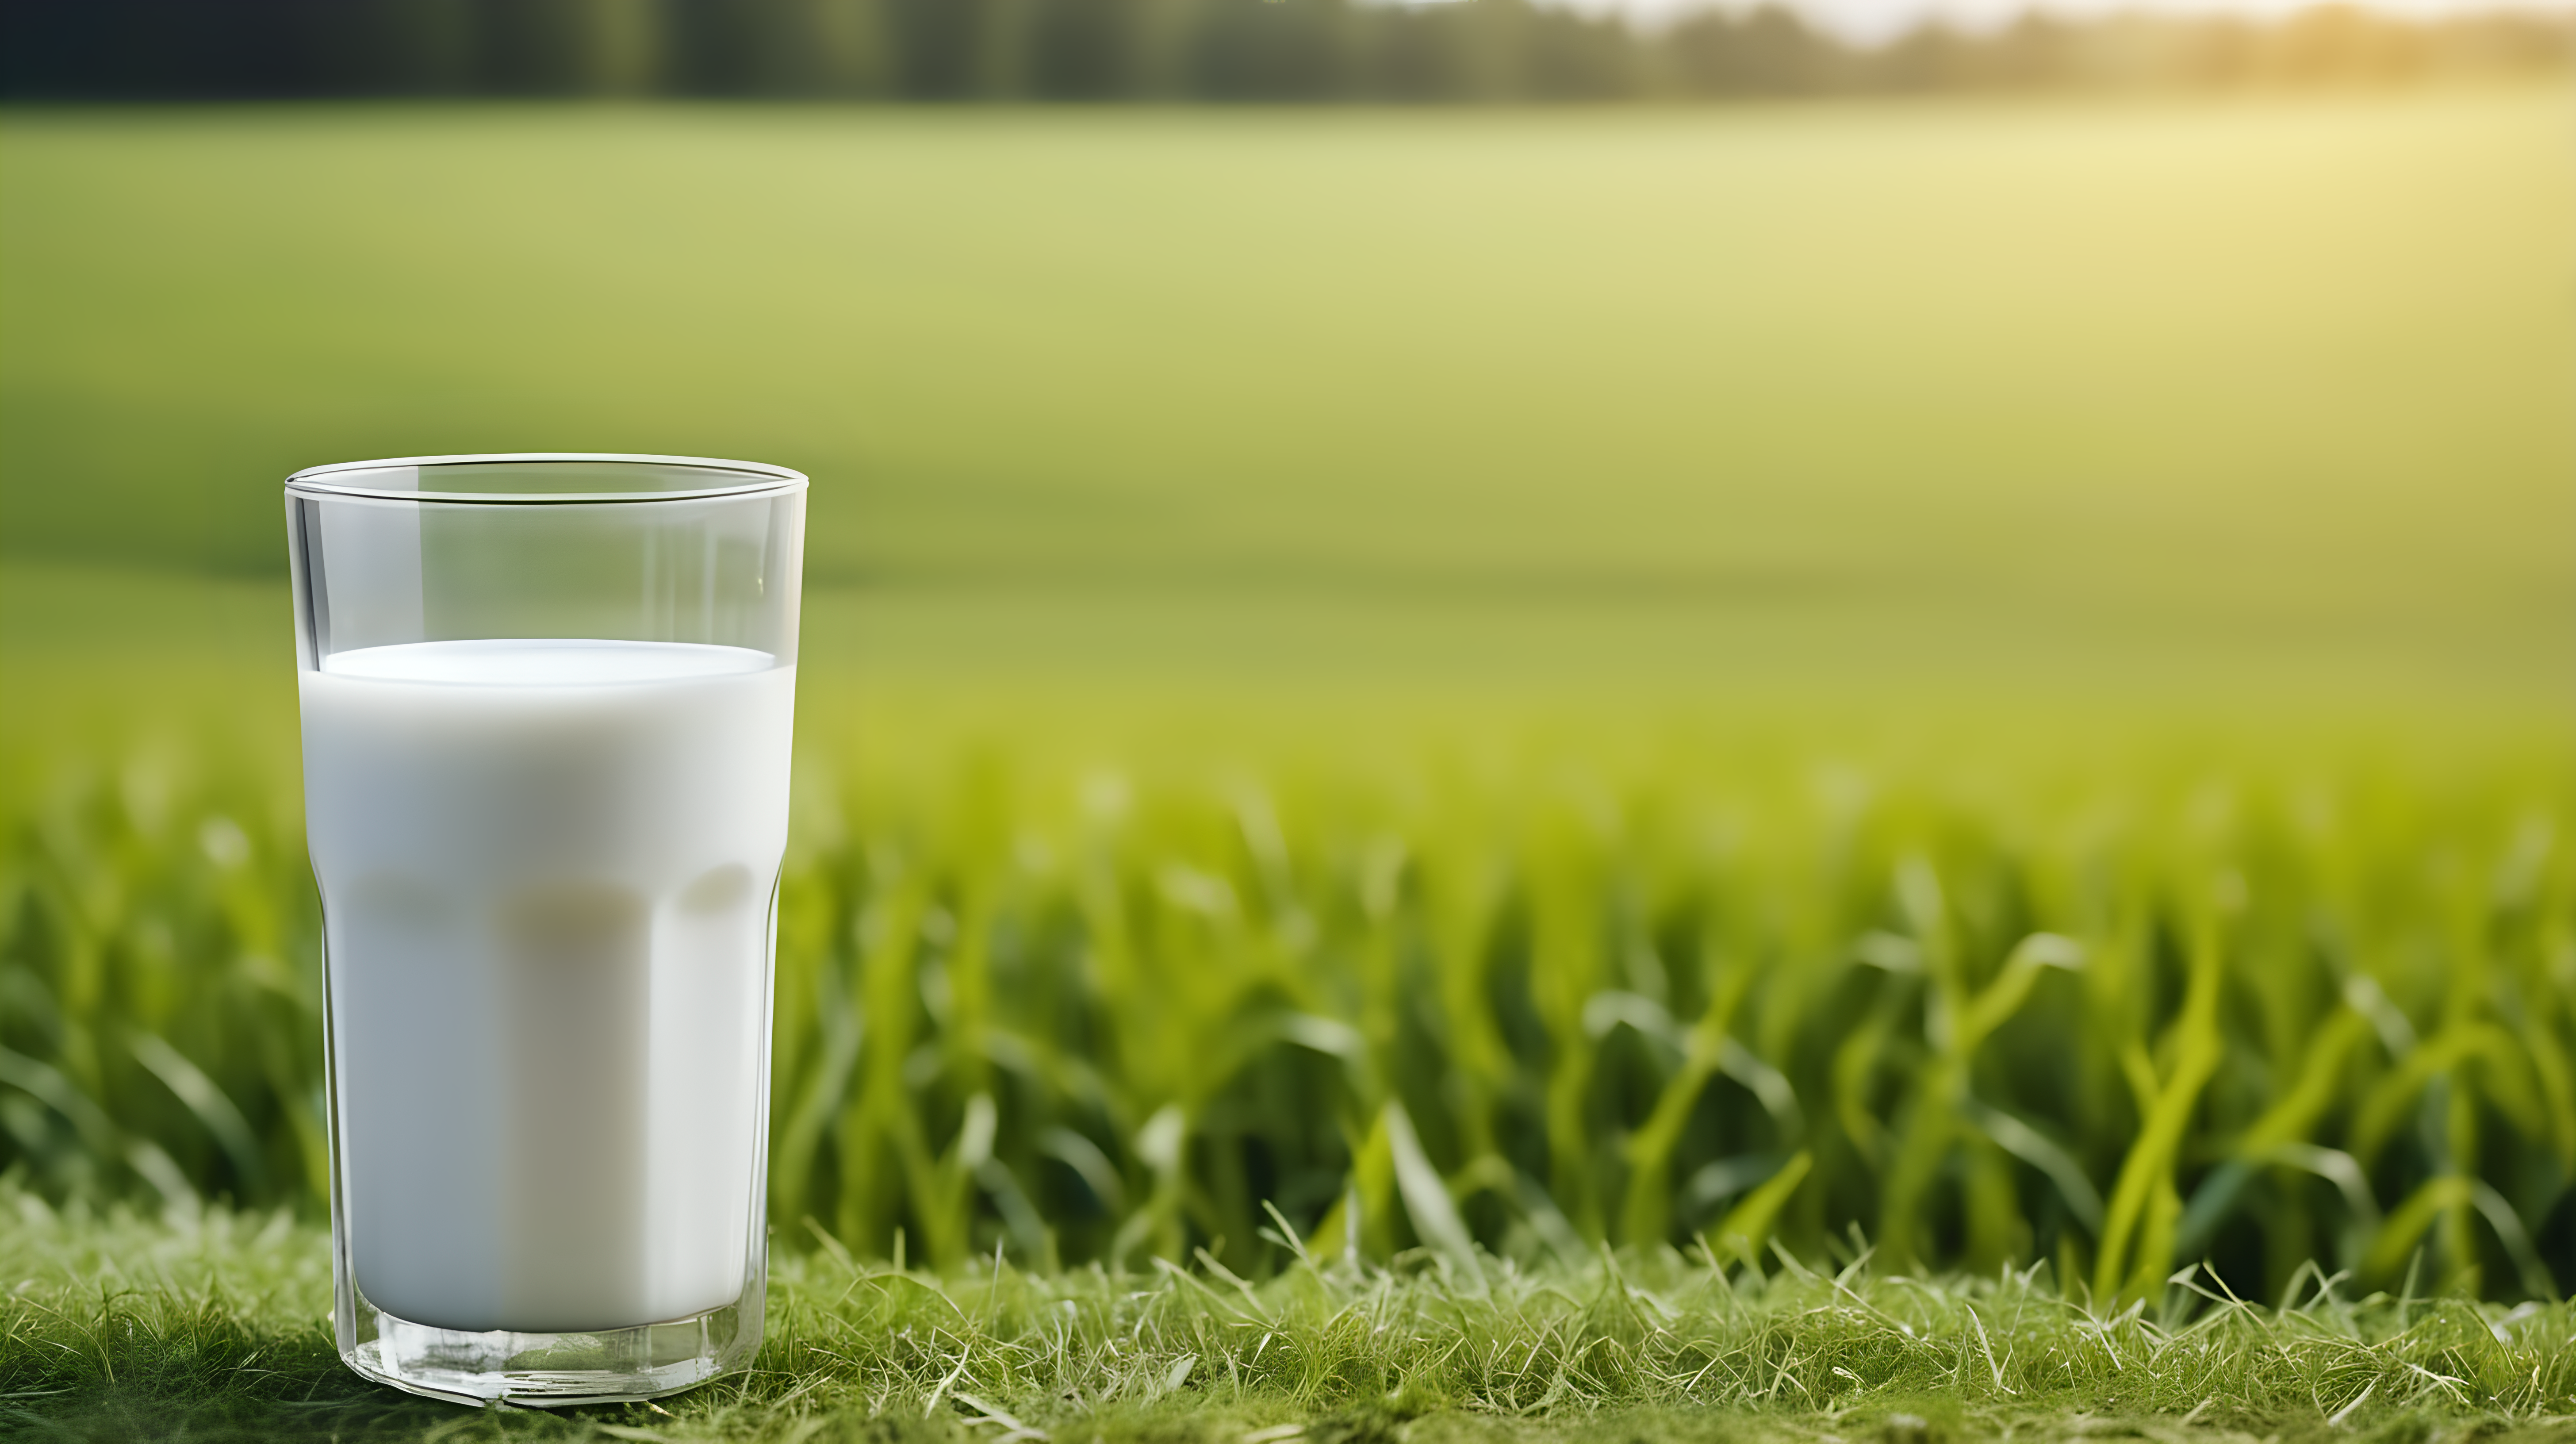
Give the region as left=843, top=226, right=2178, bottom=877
left=3, top=0, right=2568, bottom=101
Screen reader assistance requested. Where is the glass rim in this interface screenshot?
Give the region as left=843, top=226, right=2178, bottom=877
left=284, top=453, right=808, bottom=504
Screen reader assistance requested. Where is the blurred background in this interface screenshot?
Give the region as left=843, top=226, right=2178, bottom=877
left=2, top=0, right=2569, bottom=710
left=6, top=0, right=2573, bottom=97
left=2, top=0, right=2571, bottom=1299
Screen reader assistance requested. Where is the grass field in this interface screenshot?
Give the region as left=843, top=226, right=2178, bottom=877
left=2, top=91, right=2573, bottom=1440
left=3, top=92, right=2571, bottom=694
left=9, top=1184, right=2576, bottom=1443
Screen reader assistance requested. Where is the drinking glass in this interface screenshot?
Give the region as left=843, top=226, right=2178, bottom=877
left=286, top=454, right=805, bottom=1406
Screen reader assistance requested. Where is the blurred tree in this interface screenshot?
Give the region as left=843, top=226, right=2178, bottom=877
left=0, top=0, right=311, bottom=96
left=883, top=0, right=984, bottom=96
left=1029, top=0, right=1132, bottom=98
left=1126, top=0, right=1199, bottom=96
left=2266, top=5, right=2421, bottom=84
left=0, top=0, right=2566, bottom=100
left=1665, top=6, right=1842, bottom=96
left=1194, top=0, right=1355, bottom=100
left=1965, top=15, right=2081, bottom=89
left=668, top=0, right=895, bottom=96
left=2439, top=13, right=2574, bottom=75
left=1524, top=5, right=1642, bottom=98
left=974, top=0, right=1039, bottom=96
left=478, top=0, right=661, bottom=95
left=810, top=0, right=900, bottom=94
left=1874, top=23, right=1977, bottom=92
left=302, top=0, right=480, bottom=94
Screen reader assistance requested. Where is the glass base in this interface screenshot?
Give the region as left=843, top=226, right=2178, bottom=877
left=339, top=1293, right=759, bottom=1407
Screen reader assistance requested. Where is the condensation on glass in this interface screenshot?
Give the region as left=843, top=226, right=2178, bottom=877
left=287, top=454, right=805, bottom=1406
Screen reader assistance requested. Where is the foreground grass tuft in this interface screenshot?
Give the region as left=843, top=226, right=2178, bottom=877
left=7, top=1188, right=2573, bottom=1444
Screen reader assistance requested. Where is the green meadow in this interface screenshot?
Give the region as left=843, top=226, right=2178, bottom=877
left=2, top=91, right=2572, bottom=1440
left=4, top=92, right=2570, bottom=692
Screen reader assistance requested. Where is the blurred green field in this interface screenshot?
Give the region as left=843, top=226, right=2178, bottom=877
left=2, top=90, right=2571, bottom=699
left=3, top=92, right=2573, bottom=1331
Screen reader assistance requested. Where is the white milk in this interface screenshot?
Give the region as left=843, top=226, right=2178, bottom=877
left=301, top=639, right=794, bottom=1335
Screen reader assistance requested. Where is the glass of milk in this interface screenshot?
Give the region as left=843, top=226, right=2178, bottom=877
left=286, top=454, right=805, bottom=1406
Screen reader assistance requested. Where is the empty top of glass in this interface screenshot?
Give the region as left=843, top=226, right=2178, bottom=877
left=284, top=453, right=806, bottom=503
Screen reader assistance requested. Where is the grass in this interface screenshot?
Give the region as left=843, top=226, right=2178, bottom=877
left=7, top=678, right=2571, bottom=1301
left=1, top=94, right=2571, bottom=698
left=8, top=1182, right=2576, bottom=1444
